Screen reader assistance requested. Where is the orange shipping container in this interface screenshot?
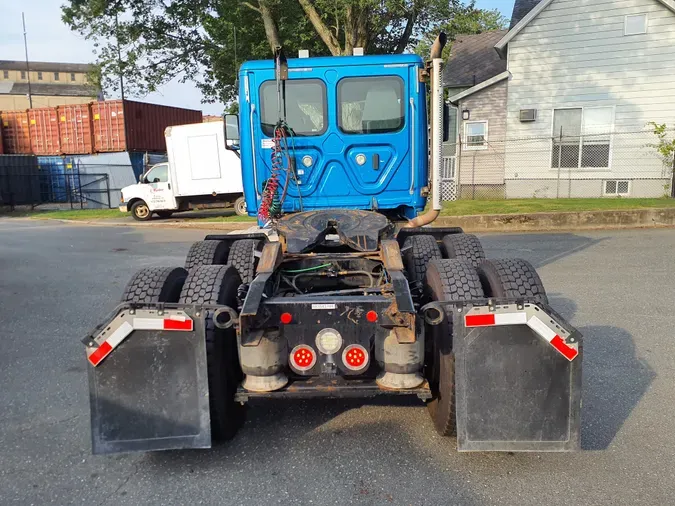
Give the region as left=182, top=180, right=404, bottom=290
left=58, top=104, right=94, bottom=154
left=91, top=100, right=202, bottom=153
left=28, top=108, right=61, bottom=155
left=0, top=110, right=31, bottom=154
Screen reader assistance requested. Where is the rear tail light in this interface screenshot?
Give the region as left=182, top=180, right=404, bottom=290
left=342, top=344, right=369, bottom=371
left=280, top=312, right=293, bottom=324
left=365, top=310, right=378, bottom=322
left=289, top=345, right=316, bottom=371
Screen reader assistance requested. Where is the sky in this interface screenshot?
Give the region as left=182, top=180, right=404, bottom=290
left=1, top=0, right=513, bottom=115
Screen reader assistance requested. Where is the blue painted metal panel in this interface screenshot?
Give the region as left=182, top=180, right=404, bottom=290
left=37, top=156, right=78, bottom=203
left=238, top=54, right=428, bottom=221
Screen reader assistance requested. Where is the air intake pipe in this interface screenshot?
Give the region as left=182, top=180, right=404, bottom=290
left=405, top=32, right=447, bottom=228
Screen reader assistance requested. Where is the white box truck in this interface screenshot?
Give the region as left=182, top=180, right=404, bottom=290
left=119, top=121, right=246, bottom=221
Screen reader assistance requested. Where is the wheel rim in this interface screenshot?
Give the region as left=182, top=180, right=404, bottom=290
left=236, top=200, right=246, bottom=214
left=135, top=204, right=149, bottom=219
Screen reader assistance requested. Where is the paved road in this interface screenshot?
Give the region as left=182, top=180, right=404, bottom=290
left=0, top=220, right=673, bottom=505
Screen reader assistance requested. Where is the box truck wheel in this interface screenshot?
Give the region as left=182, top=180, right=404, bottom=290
left=184, top=240, right=231, bottom=270
left=229, top=239, right=260, bottom=284
left=234, top=196, right=247, bottom=217
left=121, top=267, right=188, bottom=303
left=179, top=264, right=245, bottom=441
left=425, top=259, right=484, bottom=436
left=130, top=200, right=152, bottom=221
left=402, top=235, right=441, bottom=290
left=478, top=258, right=548, bottom=306
left=442, top=234, right=485, bottom=268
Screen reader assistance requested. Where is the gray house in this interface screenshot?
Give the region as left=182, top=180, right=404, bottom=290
left=443, top=0, right=675, bottom=199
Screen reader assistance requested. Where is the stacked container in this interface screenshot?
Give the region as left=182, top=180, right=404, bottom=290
left=0, top=111, right=31, bottom=154
left=91, top=100, right=202, bottom=153
left=58, top=104, right=94, bottom=155
left=28, top=108, right=61, bottom=155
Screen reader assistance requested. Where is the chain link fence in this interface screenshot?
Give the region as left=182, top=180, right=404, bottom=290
left=441, top=128, right=675, bottom=200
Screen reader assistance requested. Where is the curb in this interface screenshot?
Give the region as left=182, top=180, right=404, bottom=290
left=11, top=207, right=675, bottom=233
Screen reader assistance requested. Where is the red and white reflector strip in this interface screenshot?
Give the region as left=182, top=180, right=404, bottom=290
left=464, top=306, right=578, bottom=361
left=87, top=313, right=194, bottom=367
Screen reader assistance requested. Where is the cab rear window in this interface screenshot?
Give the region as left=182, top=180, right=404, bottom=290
left=260, top=79, right=327, bottom=137
left=338, top=77, right=404, bottom=134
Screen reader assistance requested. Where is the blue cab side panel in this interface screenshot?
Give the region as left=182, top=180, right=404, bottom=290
left=238, top=54, right=428, bottom=220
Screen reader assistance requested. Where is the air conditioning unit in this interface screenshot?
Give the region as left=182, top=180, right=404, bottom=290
left=519, top=109, right=537, bottom=122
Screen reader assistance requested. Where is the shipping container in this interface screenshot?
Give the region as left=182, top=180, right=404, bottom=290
left=28, top=108, right=61, bottom=156
left=37, top=156, right=78, bottom=203
left=91, top=100, right=202, bottom=153
left=0, top=155, right=40, bottom=206
left=0, top=110, right=31, bottom=154
left=58, top=104, right=94, bottom=155
left=0, top=125, right=4, bottom=155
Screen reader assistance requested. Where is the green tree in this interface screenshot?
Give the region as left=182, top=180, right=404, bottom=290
left=62, top=0, right=505, bottom=104
left=414, top=2, right=509, bottom=60
left=648, top=122, right=675, bottom=197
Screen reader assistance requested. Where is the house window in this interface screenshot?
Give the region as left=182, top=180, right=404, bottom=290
left=37, top=71, right=43, bottom=80
left=464, top=121, right=488, bottom=150
left=71, top=73, right=76, bottom=82
left=551, top=107, right=613, bottom=169
left=625, top=14, right=647, bottom=35
left=604, top=180, right=630, bottom=196
left=54, top=72, right=60, bottom=81
left=2, top=70, right=8, bottom=79
left=21, top=71, right=26, bottom=79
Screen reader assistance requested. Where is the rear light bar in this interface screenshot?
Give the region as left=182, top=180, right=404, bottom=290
left=342, top=344, right=369, bottom=371
left=289, top=345, right=317, bottom=372
left=85, top=310, right=194, bottom=367
left=464, top=304, right=579, bottom=361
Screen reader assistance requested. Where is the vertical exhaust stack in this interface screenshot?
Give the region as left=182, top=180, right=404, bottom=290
left=405, top=32, right=447, bottom=228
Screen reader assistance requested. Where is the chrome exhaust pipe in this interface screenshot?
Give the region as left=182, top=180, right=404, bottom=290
left=405, top=32, right=446, bottom=228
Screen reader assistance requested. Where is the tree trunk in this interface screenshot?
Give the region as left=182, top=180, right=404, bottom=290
left=258, top=0, right=281, bottom=53
left=297, top=0, right=342, bottom=55
left=394, top=11, right=416, bottom=53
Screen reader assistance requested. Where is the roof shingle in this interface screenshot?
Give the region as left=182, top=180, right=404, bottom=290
left=510, top=0, right=543, bottom=29
left=443, top=30, right=508, bottom=88
left=0, top=82, right=98, bottom=97
left=0, top=60, right=93, bottom=73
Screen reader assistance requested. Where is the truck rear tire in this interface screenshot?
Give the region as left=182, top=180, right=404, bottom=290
left=234, top=196, right=247, bottom=217
left=425, top=259, right=484, bottom=437
left=130, top=200, right=152, bottom=221
left=179, top=264, right=245, bottom=442
left=442, top=234, right=485, bottom=268
left=403, top=235, right=442, bottom=291
left=121, top=267, right=188, bottom=303
left=228, top=239, right=260, bottom=284
left=156, top=211, right=173, bottom=219
left=477, top=258, right=548, bottom=306
left=184, top=240, right=230, bottom=270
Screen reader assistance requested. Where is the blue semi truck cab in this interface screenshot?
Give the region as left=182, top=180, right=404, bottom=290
left=84, top=35, right=583, bottom=456
left=237, top=54, right=428, bottom=220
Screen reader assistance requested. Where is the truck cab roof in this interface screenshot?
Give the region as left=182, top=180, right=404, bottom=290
left=239, top=53, right=424, bottom=73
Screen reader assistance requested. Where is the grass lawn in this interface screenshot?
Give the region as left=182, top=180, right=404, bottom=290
left=1, top=198, right=673, bottom=222
left=440, top=198, right=675, bottom=216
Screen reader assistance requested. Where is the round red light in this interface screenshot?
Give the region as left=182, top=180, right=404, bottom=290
left=366, top=310, right=378, bottom=322
left=290, top=345, right=316, bottom=371
left=280, top=312, right=293, bottom=324
left=342, top=344, right=369, bottom=371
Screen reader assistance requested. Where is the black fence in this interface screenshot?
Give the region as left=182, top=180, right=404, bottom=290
left=0, top=170, right=110, bottom=210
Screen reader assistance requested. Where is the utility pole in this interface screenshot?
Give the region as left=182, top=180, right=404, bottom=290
left=115, top=12, right=125, bottom=100
left=22, top=12, right=33, bottom=108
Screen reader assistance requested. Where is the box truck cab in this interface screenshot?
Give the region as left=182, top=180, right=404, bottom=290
left=119, top=121, right=246, bottom=220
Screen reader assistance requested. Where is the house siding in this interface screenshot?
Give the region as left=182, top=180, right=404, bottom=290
left=457, top=79, right=508, bottom=189
left=504, top=0, right=675, bottom=197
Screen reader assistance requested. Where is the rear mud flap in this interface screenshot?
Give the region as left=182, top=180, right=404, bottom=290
left=453, top=303, right=582, bottom=452
left=86, top=307, right=211, bottom=454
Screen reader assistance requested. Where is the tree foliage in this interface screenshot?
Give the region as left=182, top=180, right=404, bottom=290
left=62, top=0, right=509, bottom=105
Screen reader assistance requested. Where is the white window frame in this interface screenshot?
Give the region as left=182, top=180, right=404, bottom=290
left=464, top=120, right=488, bottom=151
left=603, top=180, right=631, bottom=197
left=550, top=105, right=615, bottom=170
left=624, top=14, right=648, bottom=36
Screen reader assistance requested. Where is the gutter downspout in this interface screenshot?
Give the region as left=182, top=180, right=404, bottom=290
left=405, top=32, right=446, bottom=228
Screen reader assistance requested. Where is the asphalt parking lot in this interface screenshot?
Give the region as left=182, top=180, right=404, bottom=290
left=0, top=220, right=673, bottom=505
